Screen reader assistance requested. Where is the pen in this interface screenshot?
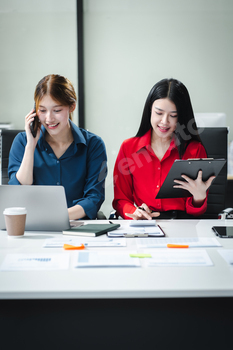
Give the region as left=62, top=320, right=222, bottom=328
left=167, top=244, right=189, bottom=248
left=138, top=206, right=145, bottom=211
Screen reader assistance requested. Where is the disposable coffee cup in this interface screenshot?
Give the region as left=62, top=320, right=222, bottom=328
left=3, top=207, right=27, bottom=238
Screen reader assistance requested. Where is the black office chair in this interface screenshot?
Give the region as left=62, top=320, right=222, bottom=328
left=197, top=127, right=228, bottom=219
left=1, top=129, right=23, bottom=184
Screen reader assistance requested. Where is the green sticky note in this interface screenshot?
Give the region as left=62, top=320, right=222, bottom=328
left=130, top=254, right=152, bottom=258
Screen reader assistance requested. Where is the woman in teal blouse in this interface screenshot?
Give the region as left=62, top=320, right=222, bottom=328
left=8, top=74, right=107, bottom=220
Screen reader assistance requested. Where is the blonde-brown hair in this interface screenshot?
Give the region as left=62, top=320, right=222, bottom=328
left=34, top=74, right=77, bottom=120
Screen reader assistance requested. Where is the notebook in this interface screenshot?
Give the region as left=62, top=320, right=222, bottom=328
left=0, top=185, right=70, bottom=231
left=62, top=223, right=121, bottom=237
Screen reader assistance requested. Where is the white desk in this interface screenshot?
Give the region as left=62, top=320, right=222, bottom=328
left=1, top=219, right=233, bottom=299
left=1, top=219, right=233, bottom=348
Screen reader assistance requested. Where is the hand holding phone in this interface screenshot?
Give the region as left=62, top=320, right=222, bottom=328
left=29, top=104, right=39, bottom=138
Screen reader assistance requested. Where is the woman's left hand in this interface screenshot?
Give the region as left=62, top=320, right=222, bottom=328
left=173, top=170, right=215, bottom=207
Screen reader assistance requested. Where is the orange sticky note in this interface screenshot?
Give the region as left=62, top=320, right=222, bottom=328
left=63, top=244, right=85, bottom=250
left=167, top=244, right=189, bottom=248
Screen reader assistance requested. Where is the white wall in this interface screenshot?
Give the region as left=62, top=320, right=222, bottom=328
left=1, top=0, right=233, bottom=218
left=0, top=0, right=78, bottom=127
left=84, top=0, right=233, bottom=217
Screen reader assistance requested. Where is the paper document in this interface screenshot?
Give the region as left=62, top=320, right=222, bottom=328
left=74, top=251, right=141, bottom=268
left=129, top=220, right=157, bottom=226
left=137, top=237, right=221, bottom=249
left=217, top=249, right=233, bottom=266
left=0, top=254, right=70, bottom=271
left=107, top=225, right=164, bottom=237
left=43, top=237, right=126, bottom=248
left=145, top=249, right=213, bottom=267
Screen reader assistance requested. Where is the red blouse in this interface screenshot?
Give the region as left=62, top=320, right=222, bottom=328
left=113, top=129, right=208, bottom=219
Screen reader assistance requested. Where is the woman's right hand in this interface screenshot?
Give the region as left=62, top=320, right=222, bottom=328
left=125, top=203, right=160, bottom=220
left=25, top=108, right=40, bottom=146
left=16, top=108, right=40, bottom=185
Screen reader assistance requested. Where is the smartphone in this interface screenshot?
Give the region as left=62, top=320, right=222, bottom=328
left=212, top=226, right=233, bottom=238
left=29, top=104, right=39, bottom=138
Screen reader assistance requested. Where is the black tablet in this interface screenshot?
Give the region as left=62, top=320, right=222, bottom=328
left=156, top=158, right=226, bottom=199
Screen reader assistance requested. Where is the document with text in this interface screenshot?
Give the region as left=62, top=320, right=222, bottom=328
left=137, top=237, right=221, bottom=249
left=74, top=251, right=141, bottom=268
left=144, top=249, right=213, bottom=267
left=43, top=237, right=126, bottom=248
left=217, top=249, right=233, bottom=266
left=0, top=253, right=70, bottom=271
left=107, top=225, right=164, bottom=237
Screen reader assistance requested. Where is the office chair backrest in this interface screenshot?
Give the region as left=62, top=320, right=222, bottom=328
left=0, top=129, right=23, bottom=185
left=197, top=127, right=228, bottom=218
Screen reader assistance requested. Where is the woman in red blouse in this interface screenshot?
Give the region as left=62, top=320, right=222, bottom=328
left=112, top=78, right=215, bottom=220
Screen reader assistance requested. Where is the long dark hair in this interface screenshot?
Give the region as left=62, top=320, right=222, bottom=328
left=136, top=78, right=201, bottom=158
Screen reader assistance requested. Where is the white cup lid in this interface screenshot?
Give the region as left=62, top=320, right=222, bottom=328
left=3, top=207, right=27, bottom=215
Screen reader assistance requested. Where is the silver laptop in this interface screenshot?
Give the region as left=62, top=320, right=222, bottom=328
left=0, top=185, right=70, bottom=231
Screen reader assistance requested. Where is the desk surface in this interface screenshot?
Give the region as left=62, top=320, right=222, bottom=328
left=1, top=219, right=233, bottom=300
